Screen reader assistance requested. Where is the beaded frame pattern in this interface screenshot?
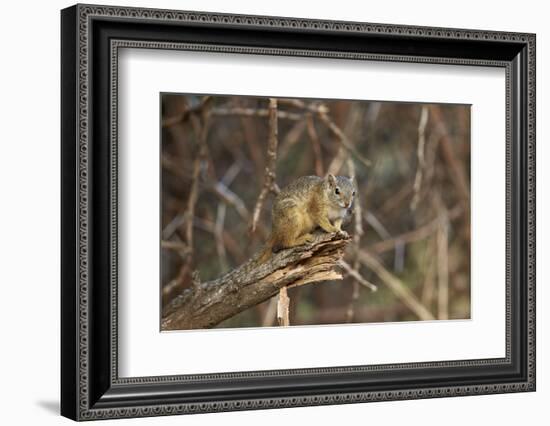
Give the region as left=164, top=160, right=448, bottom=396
left=74, top=4, right=535, bottom=420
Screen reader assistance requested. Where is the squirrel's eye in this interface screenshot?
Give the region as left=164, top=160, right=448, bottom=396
left=352, top=191, right=356, bottom=196
left=335, top=187, right=340, bottom=195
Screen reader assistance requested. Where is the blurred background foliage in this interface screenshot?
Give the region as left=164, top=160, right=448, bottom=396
left=161, top=94, right=470, bottom=328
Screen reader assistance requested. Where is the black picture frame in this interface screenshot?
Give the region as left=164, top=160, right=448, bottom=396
left=61, top=3, right=536, bottom=421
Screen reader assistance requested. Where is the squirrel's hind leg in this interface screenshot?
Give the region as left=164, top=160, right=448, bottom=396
left=273, top=232, right=315, bottom=252
left=292, top=233, right=315, bottom=246
left=271, top=204, right=314, bottom=252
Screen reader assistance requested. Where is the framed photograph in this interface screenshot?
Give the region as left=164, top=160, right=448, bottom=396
left=61, top=4, right=536, bottom=421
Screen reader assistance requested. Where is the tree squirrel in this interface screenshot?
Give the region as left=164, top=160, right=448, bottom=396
left=258, top=174, right=356, bottom=263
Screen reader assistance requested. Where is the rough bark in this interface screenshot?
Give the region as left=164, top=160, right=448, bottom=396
left=161, top=232, right=350, bottom=330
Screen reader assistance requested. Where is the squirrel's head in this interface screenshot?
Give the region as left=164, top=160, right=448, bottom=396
left=324, top=174, right=356, bottom=209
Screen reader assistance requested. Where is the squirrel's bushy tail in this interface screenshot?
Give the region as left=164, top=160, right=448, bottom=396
left=257, top=235, right=275, bottom=264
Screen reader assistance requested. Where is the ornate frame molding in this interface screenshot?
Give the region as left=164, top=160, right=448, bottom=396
left=61, top=4, right=535, bottom=420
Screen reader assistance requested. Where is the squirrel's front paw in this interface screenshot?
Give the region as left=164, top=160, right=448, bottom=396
left=303, top=234, right=315, bottom=244
left=336, top=229, right=349, bottom=238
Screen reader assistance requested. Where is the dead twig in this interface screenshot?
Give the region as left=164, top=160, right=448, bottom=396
left=276, top=119, right=307, bottom=161
left=306, top=114, right=324, bottom=176
left=358, top=250, right=435, bottom=321
left=277, top=287, right=290, bottom=326
left=364, top=211, right=392, bottom=241
left=211, top=107, right=302, bottom=121
left=248, top=98, right=290, bottom=326
left=215, top=203, right=229, bottom=272
left=318, top=111, right=371, bottom=170
left=367, top=205, right=462, bottom=254
left=429, top=105, right=470, bottom=208
left=421, top=237, right=438, bottom=308
left=379, top=184, right=413, bottom=215
left=193, top=216, right=247, bottom=265
left=250, top=98, right=280, bottom=233
left=346, top=158, right=366, bottom=321
left=161, top=240, right=191, bottom=258
left=279, top=99, right=371, bottom=171
left=185, top=113, right=209, bottom=252
left=411, top=106, right=429, bottom=211
left=161, top=96, right=212, bottom=128
left=277, top=98, right=327, bottom=113
left=210, top=182, right=250, bottom=221
left=339, top=260, right=377, bottom=292
left=345, top=279, right=361, bottom=323
left=262, top=296, right=278, bottom=327
left=167, top=104, right=210, bottom=297
left=328, top=103, right=364, bottom=175
left=436, top=203, right=450, bottom=320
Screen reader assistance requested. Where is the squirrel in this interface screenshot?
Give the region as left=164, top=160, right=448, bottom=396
left=258, top=174, right=356, bottom=263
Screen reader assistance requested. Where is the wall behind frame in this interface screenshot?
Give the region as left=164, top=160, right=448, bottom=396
left=0, top=0, right=546, bottom=425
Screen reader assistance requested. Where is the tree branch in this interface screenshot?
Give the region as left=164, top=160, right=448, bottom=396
left=162, top=232, right=351, bottom=330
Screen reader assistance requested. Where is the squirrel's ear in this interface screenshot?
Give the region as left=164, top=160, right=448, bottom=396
left=326, top=173, right=336, bottom=187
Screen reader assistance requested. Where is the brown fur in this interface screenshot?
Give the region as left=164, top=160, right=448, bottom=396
left=257, top=174, right=355, bottom=263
